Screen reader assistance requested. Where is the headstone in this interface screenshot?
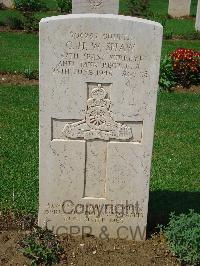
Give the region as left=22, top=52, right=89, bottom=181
left=195, top=0, right=200, bottom=31
left=72, top=0, right=119, bottom=14
left=38, top=2, right=163, bottom=240
left=168, top=0, right=191, bottom=17
left=0, top=0, right=14, bottom=8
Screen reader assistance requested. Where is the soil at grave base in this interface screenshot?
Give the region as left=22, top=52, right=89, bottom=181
left=167, top=15, right=195, bottom=20
left=0, top=231, right=180, bottom=266
left=0, top=26, right=27, bottom=33
left=0, top=215, right=180, bottom=266
left=172, top=85, right=200, bottom=93
left=0, top=72, right=38, bottom=86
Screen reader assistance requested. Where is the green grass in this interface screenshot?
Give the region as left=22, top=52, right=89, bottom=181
left=148, top=0, right=198, bottom=37
left=44, top=0, right=58, bottom=10
left=0, top=9, right=59, bottom=24
left=162, top=40, right=200, bottom=57
left=165, top=18, right=197, bottom=37
left=0, top=86, right=199, bottom=220
left=119, top=0, right=129, bottom=15
left=120, top=0, right=198, bottom=17
left=0, top=9, right=21, bottom=24
left=132, top=0, right=198, bottom=37
left=152, top=93, right=200, bottom=193
left=0, top=0, right=199, bottom=39
left=0, top=32, right=38, bottom=73
left=149, top=92, right=200, bottom=225
left=0, top=85, right=39, bottom=213
left=149, top=0, right=198, bottom=17
left=149, top=0, right=168, bottom=16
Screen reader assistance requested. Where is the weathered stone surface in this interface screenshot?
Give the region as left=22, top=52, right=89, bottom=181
left=195, top=0, right=200, bottom=31
left=38, top=14, right=163, bottom=241
left=0, top=0, right=14, bottom=8
left=72, top=0, right=119, bottom=14
left=168, top=0, right=191, bottom=17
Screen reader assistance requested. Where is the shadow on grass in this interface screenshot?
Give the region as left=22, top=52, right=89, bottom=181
left=147, top=190, right=200, bottom=232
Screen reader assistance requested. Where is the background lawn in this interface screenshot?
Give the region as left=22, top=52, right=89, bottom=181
left=149, top=92, right=200, bottom=226
left=165, top=18, right=197, bottom=37
left=0, top=86, right=199, bottom=224
left=162, top=40, right=200, bottom=57
left=0, top=32, right=38, bottom=73
left=0, top=0, right=199, bottom=36
left=43, top=0, right=58, bottom=10
left=0, top=85, right=39, bottom=213
left=149, top=0, right=198, bottom=16
left=120, top=0, right=198, bottom=37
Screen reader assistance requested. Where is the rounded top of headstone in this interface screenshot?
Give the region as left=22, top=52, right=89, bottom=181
left=40, top=14, right=163, bottom=31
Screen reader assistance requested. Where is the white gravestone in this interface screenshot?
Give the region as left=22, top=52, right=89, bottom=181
left=39, top=13, right=162, bottom=240
left=72, top=0, right=119, bottom=14
left=168, top=0, right=191, bottom=17
left=195, top=0, right=200, bottom=31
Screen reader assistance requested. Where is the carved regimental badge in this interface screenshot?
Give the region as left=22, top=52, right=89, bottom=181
left=62, top=84, right=133, bottom=141
left=88, top=0, right=103, bottom=8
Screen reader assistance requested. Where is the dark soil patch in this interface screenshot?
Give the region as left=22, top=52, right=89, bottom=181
left=0, top=214, right=180, bottom=265
left=171, top=35, right=200, bottom=40
left=172, top=85, right=200, bottom=93
left=58, top=233, right=179, bottom=266
left=0, top=26, right=27, bottom=33
left=0, top=25, right=39, bottom=34
left=0, top=72, right=38, bottom=86
left=0, top=231, right=30, bottom=265
left=0, top=215, right=180, bottom=266
left=0, top=230, right=180, bottom=266
left=0, top=212, right=36, bottom=231
left=168, top=15, right=195, bottom=20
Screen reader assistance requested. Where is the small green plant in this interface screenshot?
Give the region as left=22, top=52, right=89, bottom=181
left=127, top=0, right=149, bottom=17
left=22, top=12, right=39, bottom=32
left=5, top=16, right=23, bottom=30
left=159, top=55, right=177, bottom=91
left=164, top=30, right=173, bottom=40
left=14, top=0, right=46, bottom=12
left=147, top=11, right=167, bottom=26
left=23, top=67, right=39, bottom=80
left=20, top=226, right=64, bottom=265
left=14, top=0, right=46, bottom=32
left=57, top=0, right=72, bottom=13
left=164, top=210, right=200, bottom=265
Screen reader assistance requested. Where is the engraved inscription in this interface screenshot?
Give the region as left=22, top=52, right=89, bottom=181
left=62, top=84, right=133, bottom=141
left=52, top=31, right=149, bottom=81
left=88, top=0, right=103, bottom=8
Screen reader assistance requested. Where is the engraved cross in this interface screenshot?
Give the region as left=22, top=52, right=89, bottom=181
left=52, top=84, right=143, bottom=199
